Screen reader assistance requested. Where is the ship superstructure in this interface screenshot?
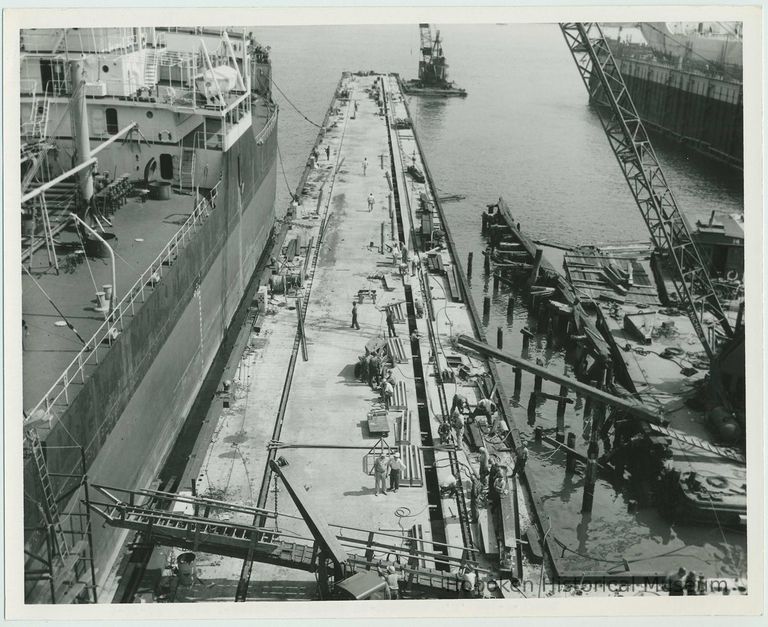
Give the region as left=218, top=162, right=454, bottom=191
left=21, top=26, right=278, bottom=603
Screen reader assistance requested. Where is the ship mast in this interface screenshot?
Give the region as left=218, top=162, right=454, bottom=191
left=69, top=58, right=94, bottom=218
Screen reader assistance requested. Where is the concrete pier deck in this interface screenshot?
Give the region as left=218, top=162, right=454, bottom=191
left=123, top=72, right=535, bottom=603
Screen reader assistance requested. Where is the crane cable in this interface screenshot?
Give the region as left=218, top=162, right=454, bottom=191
left=270, top=76, right=322, bottom=128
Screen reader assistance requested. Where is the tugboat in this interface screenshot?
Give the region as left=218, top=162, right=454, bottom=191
left=401, top=24, right=467, bottom=98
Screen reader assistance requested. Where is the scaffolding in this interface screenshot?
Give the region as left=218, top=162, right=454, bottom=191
left=24, top=430, right=97, bottom=604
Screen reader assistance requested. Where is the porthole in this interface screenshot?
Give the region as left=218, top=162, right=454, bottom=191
left=146, top=111, right=154, bottom=119
left=102, top=65, right=110, bottom=73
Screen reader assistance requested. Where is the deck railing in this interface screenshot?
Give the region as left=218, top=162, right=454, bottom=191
left=24, top=179, right=222, bottom=428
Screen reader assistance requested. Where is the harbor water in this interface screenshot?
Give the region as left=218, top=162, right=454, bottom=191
left=255, top=23, right=746, bottom=580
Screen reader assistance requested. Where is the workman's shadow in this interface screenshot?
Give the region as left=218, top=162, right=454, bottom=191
left=343, top=485, right=377, bottom=497
left=338, top=363, right=361, bottom=383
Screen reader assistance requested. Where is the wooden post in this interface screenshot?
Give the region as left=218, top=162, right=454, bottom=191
left=533, top=375, right=542, bottom=394
left=513, top=366, right=522, bottom=400
left=527, top=393, right=537, bottom=425
left=467, top=252, right=473, bottom=279
left=581, top=458, right=598, bottom=513
left=483, top=296, right=491, bottom=321
left=388, top=192, right=394, bottom=239
left=484, top=250, right=491, bottom=274
left=497, top=327, right=503, bottom=350
left=527, top=248, right=543, bottom=286
left=316, top=186, right=324, bottom=214
left=493, top=273, right=500, bottom=294
left=534, top=425, right=543, bottom=442
left=521, top=327, right=532, bottom=358
left=507, top=295, right=515, bottom=320
left=556, top=384, right=568, bottom=443
left=566, top=432, right=577, bottom=473
left=380, top=221, right=385, bottom=254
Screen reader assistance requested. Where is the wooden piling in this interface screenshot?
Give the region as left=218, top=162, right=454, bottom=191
left=484, top=251, right=491, bottom=274
left=496, top=327, right=503, bottom=349
left=493, top=273, right=500, bottom=294
left=581, top=458, right=598, bottom=513
left=556, top=384, right=568, bottom=443
left=483, top=296, right=491, bottom=320
left=527, top=392, right=537, bottom=425
left=533, top=375, right=542, bottom=394
left=566, top=432, right=577, bottom=473
left=467, top=252, right=473, bottom=279
left=507, top=295, right=515, bottom=319
left=513, top=366, right=522, bottom=400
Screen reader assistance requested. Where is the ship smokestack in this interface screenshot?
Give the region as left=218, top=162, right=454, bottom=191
left=69, top=59, right=94, bottom=218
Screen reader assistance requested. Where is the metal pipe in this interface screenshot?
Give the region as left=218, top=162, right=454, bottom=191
left=90, top=122, right=137, bottom=157
left=70, top=213, right=116, bottom=317
left=69, top=59, right=94, bottom=208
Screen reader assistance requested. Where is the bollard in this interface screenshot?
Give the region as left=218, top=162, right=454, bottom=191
left=507, top=295, right=515, bottom=319
left=581, top=458, right=598, bottom=513
left=493, top=273, right=500, bottom=294
left=467, top=252, right=473, bottom=279
left=497, top=327, right=503, bottom=349
left=566, top=432, right=577, bottom=473
left=513, top=366, right=522, bottom=400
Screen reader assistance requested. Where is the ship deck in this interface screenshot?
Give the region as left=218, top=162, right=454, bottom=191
left=22, top=189, right=202, bottom=420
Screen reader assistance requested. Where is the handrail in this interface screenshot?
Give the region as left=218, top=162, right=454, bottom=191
left=24, top=179, right=222, bottom=427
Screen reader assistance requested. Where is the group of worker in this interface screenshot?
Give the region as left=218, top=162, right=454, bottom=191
left=372, top=451, right=406, bottom=496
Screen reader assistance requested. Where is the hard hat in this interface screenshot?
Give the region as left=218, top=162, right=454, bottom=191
left=394, top=452, right=401, bottom=458
left=387, top=565, right=396, bottom=573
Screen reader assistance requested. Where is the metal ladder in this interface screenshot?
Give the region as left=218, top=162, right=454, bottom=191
left=177, top=147, right=196, bottom=191
left=143, top=49, right=161, bottom=86
left=649, top=423, right=745, bottom=465
left=26, top=429, right=70, bottom=563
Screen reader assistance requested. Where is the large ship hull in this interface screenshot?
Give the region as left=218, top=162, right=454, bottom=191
left=593, top=43, right=743, bottom=169
left=23, top=114, right=277, bottom=599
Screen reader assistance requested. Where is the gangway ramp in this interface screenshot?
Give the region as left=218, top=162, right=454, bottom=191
left=87, top=485, right=480, bottom=596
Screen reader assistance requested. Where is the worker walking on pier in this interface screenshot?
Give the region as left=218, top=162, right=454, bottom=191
left=351, top=301, right=360, bottom=330
left=367, top=192, right=375, bottom=212
left=472, top=397, right=497, bottom=423
left=388, top=452, right=405, bottom=492
left=450, top=408, right=466, bottom=448
left=386, top=307, right=397, bottom=337
left=373, top=454, right=388, bottom=496
left=362, top=157, right=368, bottom=176
left=511, top=444, right=528, bottom=477
left=451, top=393, right=469, bottom=415
left=478, top=446, right=491, bottom=485
left=382, top=379, right=394, bottom=409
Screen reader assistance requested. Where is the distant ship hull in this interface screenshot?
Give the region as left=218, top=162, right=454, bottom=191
left=596, top=39, right=743, bottom=169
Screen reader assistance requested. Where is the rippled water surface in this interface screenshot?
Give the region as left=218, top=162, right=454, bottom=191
left=253, top=23, right=746, bottom=579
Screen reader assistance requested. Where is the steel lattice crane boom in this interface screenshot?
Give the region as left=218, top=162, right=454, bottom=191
left=558, top=22, right=733, bottom=360
left=417, top=23, right=447, bottom=85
